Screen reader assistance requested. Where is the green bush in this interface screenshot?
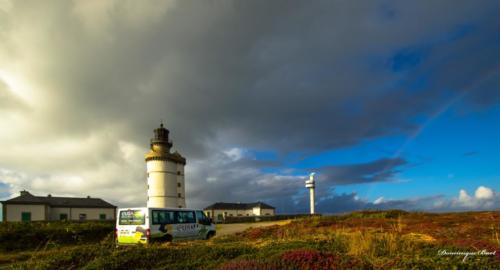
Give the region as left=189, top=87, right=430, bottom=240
left=0, top=221, right=114, bottom=252
left=11, top=244, right=111, bottom=270
left=345, top=209, right=409, bottom=219
left=82, top=242, right=256, bottom=270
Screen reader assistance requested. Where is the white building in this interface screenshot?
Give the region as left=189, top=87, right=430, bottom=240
left=145, top=123, right=186, bottom=208
left=1, top=191, right=116, bottom=222
left=204, top=202, right=275, bottom=221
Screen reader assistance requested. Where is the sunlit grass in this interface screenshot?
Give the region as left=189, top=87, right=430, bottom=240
left=1, top=210, right=499, bottom=269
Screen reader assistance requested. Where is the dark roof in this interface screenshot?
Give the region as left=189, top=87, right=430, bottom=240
left=1, top=191, right=116, bottom=208
left=204, top=202, right=275, bottom=210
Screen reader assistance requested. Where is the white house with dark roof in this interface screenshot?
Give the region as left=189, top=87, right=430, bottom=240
left=204, top=202, right=275, bottom=221
left=1, top=190, right=116, bottom=222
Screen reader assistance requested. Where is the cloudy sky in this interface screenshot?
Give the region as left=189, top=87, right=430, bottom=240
left=1, top=0, right=499, bottom=215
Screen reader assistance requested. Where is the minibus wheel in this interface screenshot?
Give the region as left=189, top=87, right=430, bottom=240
left=206, top=231, right=215, bottom=240
left=163, top=234, right=173, bottom=242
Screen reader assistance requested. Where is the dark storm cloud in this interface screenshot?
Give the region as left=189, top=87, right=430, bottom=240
left=5, top=0, right=498, bottom=157
left=186, top=155, right=407, bottom=210
left=317, top=158, right=407, bottom=185
left=0, top=1, right=499, bottom=210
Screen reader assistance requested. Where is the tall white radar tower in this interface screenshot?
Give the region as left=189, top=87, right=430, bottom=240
left=145, top=123, right=186, bottom=208
left=305, top=172, right=316, bottom=214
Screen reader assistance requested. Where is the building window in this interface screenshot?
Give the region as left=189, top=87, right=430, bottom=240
left=21, top=212, right=31, bottom=222
left=177, top=182, right=181, bottom=188
left=178, top=205, right=182, bottom=208
left=79, top=213, right=87, bottom=221
left=178, top=193, right=181, bottom=198
left=60, top=214, right=68, bottom=220
left=177, top=171, right=181, bottom=175
left=99, top=214, right=106, bottom=220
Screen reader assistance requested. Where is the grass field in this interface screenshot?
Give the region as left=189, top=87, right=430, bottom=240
left=0, top=210, right=499, bottom=269
left=215, top=220, right=291, bottom=237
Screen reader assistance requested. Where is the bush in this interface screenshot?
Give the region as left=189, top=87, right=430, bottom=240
left=220, top=214, right=313, bottom=224
left=346, top=210, right=409, bottom=219
left=0, top=221, right=114, bottom=252
left=82, top=242, right=256, bottom=270
left=12, top=244, right=112, bottom=270
left=216, top=259, right=277, bottom=270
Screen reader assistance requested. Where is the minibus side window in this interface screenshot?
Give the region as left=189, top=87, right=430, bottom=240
left=152, top=210, right=175, bottom=225
left=175, top=211, right=196, bottom=224
left=195, top=211, right=207, bottom=223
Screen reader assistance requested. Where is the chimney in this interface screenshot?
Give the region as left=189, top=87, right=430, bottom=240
left=20, top=190, right=30, bottom=196
left=87, top=195, right=91, bottom=198
left=47, top=194, right=52, bottom=197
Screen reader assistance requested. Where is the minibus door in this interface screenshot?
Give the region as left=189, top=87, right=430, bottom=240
left=175, top=211, right=198, bottom=239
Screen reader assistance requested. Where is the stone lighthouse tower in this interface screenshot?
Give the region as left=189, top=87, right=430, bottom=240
left=145, top=123, right=186, bottom=208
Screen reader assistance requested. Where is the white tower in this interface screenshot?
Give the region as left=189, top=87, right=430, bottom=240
left=305, top=172, right=315, bottom=214
left=145, top=123, right=186, bottom=208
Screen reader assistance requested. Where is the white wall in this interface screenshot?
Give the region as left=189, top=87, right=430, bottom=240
left=261, top=208, right=275, bottom=216
left=205, top=207, right=275, bottom=220
left=5, top=204, right=46, bottom=221
left=4, top=205, right=115, bottom=221
left=176, top=163, right=186, bottom=208
left=147, top=160, right=178, bottom=208
left=69, top=208, right=115, bottom=221
left=49, top=207, right=71, bottom=220
left=205, top=209, right=247, bottom=219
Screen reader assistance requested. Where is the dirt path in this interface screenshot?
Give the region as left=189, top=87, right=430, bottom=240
left=215, top=220, right=290, bottom=237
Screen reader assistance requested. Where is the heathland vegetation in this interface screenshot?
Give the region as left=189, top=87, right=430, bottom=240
left=0, top=210, right=498, bottom=269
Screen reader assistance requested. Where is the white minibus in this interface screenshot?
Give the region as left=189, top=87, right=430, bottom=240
left=116, top=207, right=216, bottom=245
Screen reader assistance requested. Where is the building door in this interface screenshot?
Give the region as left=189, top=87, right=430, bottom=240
left=21, top=212, right=31, bottom=222
left=60, top=214, right=68, bottom=220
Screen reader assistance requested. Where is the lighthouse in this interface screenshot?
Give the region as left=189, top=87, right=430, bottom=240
left=145, top=123, right=186, bottom=208
left=305, top=172, right=315, bottom=214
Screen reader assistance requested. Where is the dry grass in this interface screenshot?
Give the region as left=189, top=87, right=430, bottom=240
left=2, top=210, right=499, bottom=269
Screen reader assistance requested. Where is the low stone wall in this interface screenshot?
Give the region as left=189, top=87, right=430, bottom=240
left=216, top=214, right=320, bottom=224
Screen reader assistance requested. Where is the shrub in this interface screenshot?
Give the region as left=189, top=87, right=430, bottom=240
left=0, top=221, right=114, bottom=252
left=216, top=259, right=277, bottom=270
left=245, top=225, right=280, bottom=240
left=12, top=244, right=111, bottom=270
left=277, top=249, right=365, bottom=270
